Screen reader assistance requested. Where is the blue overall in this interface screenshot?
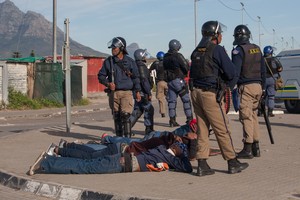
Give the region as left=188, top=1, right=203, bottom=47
left=167, top=78, right=192, bottom=118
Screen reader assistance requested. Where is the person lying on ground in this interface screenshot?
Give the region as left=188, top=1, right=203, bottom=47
left=61, top=119, right=199, bottom=151
left=29, top=142, right=193, bottom=175
left=49, top=132, right=197, bottom=161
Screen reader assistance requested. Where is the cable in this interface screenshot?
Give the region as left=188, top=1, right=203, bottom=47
left=217, top=0, right=242, bottom=11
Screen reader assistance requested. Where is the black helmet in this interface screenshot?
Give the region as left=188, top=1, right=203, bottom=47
left=201, top=20, right=223, bottom=38
left=233, top=25, right=251, bottom=45
left=168, top=39, right=181, bottom=51
left=107, top=37, right=128, bottom=54
left=198, top=20, right=225, bottom=47
left=134, top=49, right=149, bottom=61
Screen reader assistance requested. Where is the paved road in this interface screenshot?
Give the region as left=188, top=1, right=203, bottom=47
left=0, top=96, right=300, bottom=200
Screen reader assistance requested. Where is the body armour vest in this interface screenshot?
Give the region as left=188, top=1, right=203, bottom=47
left=156, top=61, right=166, bottom=81
left=265, top=57, right=280, bottom=78
left=190, top=42, right=218, bottom=80
left=239, top=44, right=262, bottom=79
left=163, top=52, right=184, bottom=81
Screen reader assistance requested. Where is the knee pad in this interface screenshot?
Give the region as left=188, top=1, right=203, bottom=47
left=121, top=112, right=131, bottom=122
left=179, top=87, right=189, bottom=98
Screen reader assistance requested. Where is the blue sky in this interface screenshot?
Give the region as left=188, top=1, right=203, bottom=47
left=5, top=0, right=300, bottom=58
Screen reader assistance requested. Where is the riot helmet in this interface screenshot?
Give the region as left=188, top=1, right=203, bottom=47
left=134, top=49, right=149, bottom=61
left=201, top=20, right=223, bottom=38
left=233, top=25, right=252, bottom=45
left=169, top=39, right=181, bottom=51
left=263, top=45, right=274, bottom=56
left=198, top=20, right=226, bottom=46
left=107, top=37, right=128, bottom=54
left=156, top=51, right=165, bottom=61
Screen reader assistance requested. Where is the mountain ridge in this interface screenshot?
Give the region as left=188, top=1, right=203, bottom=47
left=0, top=0, right=109, bottom=58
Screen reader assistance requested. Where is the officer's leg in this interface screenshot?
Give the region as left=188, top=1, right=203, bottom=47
left=114, top=112, right=123, bottom=137
left=144, top=102, right=154, bottom=135
left=266, top=79, right=276, bottom=117
left=121, top=112, right=132, bottom=138
left=167, top=85, right=179, bottom=127
left=130, top=102, right=143, bottom=128
left=179, top=86, right=193, bottom=124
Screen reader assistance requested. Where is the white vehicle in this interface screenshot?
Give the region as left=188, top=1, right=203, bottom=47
left=275, top=49, right=300, bottom=113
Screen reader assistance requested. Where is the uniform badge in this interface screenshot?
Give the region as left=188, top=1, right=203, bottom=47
left=232, top=49, right=239, bottom=55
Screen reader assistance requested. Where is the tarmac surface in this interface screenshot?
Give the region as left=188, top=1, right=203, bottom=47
left=0, top=96, right=299, bottom=200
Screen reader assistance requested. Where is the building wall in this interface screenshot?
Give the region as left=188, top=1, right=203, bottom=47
left=7, top=62, right=28, bottom=94
left=86, top=57, right=105, bottom=93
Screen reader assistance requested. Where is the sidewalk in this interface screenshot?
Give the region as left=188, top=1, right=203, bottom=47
left=0, top=98, right=299, bottom=200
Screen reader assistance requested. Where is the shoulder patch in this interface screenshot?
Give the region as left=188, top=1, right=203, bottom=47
left=232, top=49, right=239, bottom=55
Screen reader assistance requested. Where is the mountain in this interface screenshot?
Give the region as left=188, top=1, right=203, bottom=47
left=127, top=42, right=140, bottom=59
left=0, top=0, right=109, bottom=58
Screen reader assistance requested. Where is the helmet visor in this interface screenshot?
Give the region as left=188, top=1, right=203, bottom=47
left=141, top=49, right=151, bottom=59
left=216, top=22, right=227, bottom=34
left=107, top=37, right=125, bottom=49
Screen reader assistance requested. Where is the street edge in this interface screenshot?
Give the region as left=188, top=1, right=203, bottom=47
left=0, top=169, right=162, bottom=200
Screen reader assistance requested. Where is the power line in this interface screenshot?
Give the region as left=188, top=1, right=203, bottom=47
left=217, top=0, right=241, bottom=11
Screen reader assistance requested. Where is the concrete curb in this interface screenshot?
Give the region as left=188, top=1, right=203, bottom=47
left=0, top=170, right=161, bottom=200
left=0, top=107, right=110, bottom=121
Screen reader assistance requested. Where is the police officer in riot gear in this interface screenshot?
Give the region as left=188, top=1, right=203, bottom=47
left=232, top=25, right=266, bottom=159
left=149, top=51, right=168, bottom=118
left=263, top=45, right=283, bottom=117
left=98, top=37, right=141, bottom=137
left=163, top=39, right=193, bottom=127
left=190, top=20, right=249, bottom=176
left=130, top=49, right=155, bottom=135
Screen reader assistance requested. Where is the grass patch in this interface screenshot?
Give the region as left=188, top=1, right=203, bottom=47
left=4, top=87, right=64, bottom=110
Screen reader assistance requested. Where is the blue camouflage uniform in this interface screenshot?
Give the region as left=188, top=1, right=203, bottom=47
left=130, top=60, right=154, bottom=134
left=163, top=50, right=193, bottom=125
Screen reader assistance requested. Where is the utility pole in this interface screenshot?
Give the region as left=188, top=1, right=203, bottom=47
left=273, top=29, right=275, bottom=47
left=63, top=18, right=71, bottom=133
left=257, top=16, right=261, bottom=47
left=194, top=0, right=199, bottom=47
left=53, top=0, right=57, bottom=63
left=240, top=2, right=244, bottom=24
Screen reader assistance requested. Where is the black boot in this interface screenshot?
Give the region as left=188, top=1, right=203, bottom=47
left=145, top=126, right=154, bottom=135
left=196, top=159, right=215, bottom=176
left=268, top=109, right=275, bottom=117
left=252, top=141, right=261, bottom=157
left=228, top=158, right=249, bottom=174
left=122, top=113, right=132, bottom=138
left=114, top=112, right=123, bottom=137
left=169, top=117, right=180, bottom=127
left=237, top=143, right=254, bottom=159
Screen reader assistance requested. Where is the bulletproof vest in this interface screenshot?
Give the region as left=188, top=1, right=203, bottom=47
left=156, top=60, right=166, bottom=81
left=239, top=44, right=262, bottom=79
left=190, top=42, right=218, bottom=80
left=265, top=57, right=280, bottom=77
left=163, top=52, right=184, bottom=81
left=136, top=60, right=150, bottom=80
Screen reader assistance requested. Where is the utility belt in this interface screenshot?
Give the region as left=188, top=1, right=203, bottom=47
left=194, top=85, right=217, bottom=92
left=194, top=85, right=225, bottom=103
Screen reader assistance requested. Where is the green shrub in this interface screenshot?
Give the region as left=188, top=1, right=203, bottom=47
left=73, top=98, right=90, bottom=106
left=6, top=87, right=63, bottom=110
